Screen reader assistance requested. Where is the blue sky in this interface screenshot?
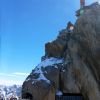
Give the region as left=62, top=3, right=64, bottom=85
left=0, top=0, right=95, bottom=85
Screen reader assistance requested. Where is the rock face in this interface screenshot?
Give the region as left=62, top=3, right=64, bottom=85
left=22, top=2, right=100, bottom=100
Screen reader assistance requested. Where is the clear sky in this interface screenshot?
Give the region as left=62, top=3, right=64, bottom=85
left=0, top=0, right=96, bottom=85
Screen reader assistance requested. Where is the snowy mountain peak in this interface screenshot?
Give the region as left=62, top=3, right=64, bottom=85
left=0, top=85, right=22, bottom=100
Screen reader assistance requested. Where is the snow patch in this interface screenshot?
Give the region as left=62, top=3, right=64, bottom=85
left=32, top=81, right=35, bottom=84
left=25, top=78, right=31, bottom=82
left=54, top=65, right=58, bottom=69
left=44, top=71, right=47, bottom=74
left=62, top=69, right=66, bottom=72
left=37, top=57, right=63, bottom=68
left=34, top=66, right=50, bottom=84
left=56, top=90, right=63, bottom=96
left=33, top=58, right=63, bottom=84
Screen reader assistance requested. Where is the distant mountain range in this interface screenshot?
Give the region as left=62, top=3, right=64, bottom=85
left=0, top=85, right=22, bottom=100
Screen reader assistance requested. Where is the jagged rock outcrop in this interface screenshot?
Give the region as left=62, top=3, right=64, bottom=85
left=22, top=2, right=100, bottom=100
left=45, top=29, right=70, bottom=58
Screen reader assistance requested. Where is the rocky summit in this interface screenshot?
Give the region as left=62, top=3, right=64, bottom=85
left=22, top=2, right=100, bottom=100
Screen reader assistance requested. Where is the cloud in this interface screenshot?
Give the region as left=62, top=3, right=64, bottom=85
left=12, top=72, right=29, bottom=76
left=0, top=73, right=18, bottom=77
left=0, top=72, right=29, bottom=77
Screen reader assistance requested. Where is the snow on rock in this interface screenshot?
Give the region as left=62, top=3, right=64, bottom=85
left=62, top=69, right=66, bottom=72
left=56, top=90, right=63, bottom=96
left=33, top=58, right=63, bottom=83
left=54, top=65, right=58, bottom=69
left=32, top=81, right=35, bottom=85
left=37, top=57, right=63, bottom=68
left=26, top=58, right=63, bottom=84
left=37, top=72, right=50, bottom=84
left=25, top=77, right=31, bottom=82
left=31, top=66, right=51, bottom=84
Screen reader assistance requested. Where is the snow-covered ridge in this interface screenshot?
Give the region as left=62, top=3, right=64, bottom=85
left=0, top=85, right=22, bottom=100
left=26, top=57, right=63, bottom=84
left=37, top=57, right=63, bottom=68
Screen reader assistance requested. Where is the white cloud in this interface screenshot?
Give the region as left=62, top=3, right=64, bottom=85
left=0, top=72, right=29, bottom=77
left=0, top=73, right=18, bottom=77
left=12, top=72, right=29, bottom=76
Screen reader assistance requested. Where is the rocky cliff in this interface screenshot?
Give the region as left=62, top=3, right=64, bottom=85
left=22, top=2, right=100, bottom=100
